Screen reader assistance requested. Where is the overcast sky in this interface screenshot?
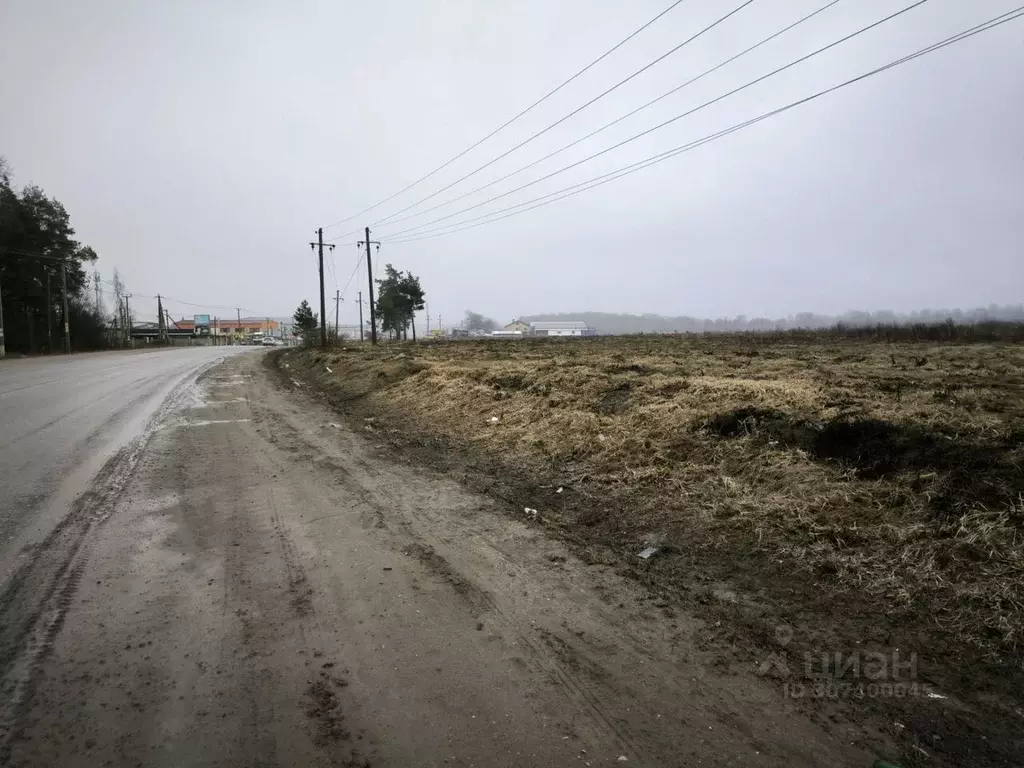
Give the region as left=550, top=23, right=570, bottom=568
left=1, top=0, right=1021, bottom=327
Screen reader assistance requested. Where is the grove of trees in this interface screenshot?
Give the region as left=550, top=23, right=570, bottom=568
left=0, top=156, right=106, bottom=353
left=463, top=311, right=499, bottom=332
left=375, top=264, right=425, bottom=341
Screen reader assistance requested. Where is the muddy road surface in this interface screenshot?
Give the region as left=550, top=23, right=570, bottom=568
left=0, top=352, right=882, bottom=766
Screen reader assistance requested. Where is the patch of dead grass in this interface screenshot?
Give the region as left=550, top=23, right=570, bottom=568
left=284, top=337, right=1024, bottom=666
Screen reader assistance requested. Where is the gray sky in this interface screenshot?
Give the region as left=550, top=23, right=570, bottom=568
left=1, top=0, right=1021, bottom=328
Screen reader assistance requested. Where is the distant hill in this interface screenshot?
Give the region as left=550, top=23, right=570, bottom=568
left=521, top=306, right=1024, bottom=335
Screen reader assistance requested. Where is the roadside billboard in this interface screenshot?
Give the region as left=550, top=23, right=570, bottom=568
left=194, top=314, right=211, bottom=328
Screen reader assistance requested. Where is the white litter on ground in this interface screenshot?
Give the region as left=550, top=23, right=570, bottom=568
left=168, top=419, right=252, bottom=429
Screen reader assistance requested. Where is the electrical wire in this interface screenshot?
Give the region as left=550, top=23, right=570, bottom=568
left=321, top=0, right=690, bottom=231
left=383, top=7, right=1024, bottom=244
left=378, top=0, right=930, bottom=241
left=340, top=250, right=365, bottom=300
left=327, top=246, right=338, bottom=290
left=361, top=0, right=760, bottom=233
left=373, top=0, right=843, bottom=233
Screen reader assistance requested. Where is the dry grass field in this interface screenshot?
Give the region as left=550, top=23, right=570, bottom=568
left=280, top=331, right=1024, bottom=766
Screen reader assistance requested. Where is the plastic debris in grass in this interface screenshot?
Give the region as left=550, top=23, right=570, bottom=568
left=524, top=507, right=539, bottom=520
left=638, top=547, right=660, bottom=560
left=489, top=416, right=500, bottom=424
left=326, top=366, right=333, bottom=373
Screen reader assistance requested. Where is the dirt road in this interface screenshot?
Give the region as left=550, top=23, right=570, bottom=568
left=1, top=352, right=884, bottom=766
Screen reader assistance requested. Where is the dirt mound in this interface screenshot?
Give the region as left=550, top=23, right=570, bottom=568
left=593, top=383, right=632, bottom=415
left=707, top=407, right=1023, bottom=519
left=812, top=419, right=1021, bottom=518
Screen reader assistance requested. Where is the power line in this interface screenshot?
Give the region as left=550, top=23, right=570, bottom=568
left=1, top=251, right=272, bottom=318
left=362, top=0, right=759, bottom=233
left=383, top=7, right=1024, bottom=244
left=378, top=0, right=930, bottom=241
left=327, top=245, right=338, bottom=290
left=340, top=251, right=365, bottom=300
left=156, top=295, right=263, bottom=314
left=373, top=0, right=843, bottom=233
left=320, top=0, right=690, bottom=231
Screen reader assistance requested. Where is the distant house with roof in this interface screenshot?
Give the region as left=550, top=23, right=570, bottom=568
left=503, top=319, right=530, bottom=333
left=530, top=321, right=596, bottom=337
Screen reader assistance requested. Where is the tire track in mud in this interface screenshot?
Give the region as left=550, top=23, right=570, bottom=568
left=252, top=367, right=647, bottom=765
left=399, top=531, right=645, bottom=763
left=269, top=488, right=316, bottom=617
left=0, top=360, right=224, bottom=762
left=0, top=442, right=142, bottom=760
left=228, top=367, right=375, bottom=765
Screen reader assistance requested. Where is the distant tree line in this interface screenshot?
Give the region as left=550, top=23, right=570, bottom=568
left=709, top=321, right=1024, bottom=344
left=522, top=307, right=1024, bottom=335
left=0, top=156, right=107, bottom=354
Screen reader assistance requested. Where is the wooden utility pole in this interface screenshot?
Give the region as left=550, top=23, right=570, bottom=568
left=358, top=227, right=380, bottom=344
left=317, top=228, right=326, bottom=347
left=157, top=295, right=166, bottom=341
left=357, top=290, right=364, bottom=343
left=309, top=228, right=336, bottom=347
left=60, top=257, right=70, bottom=353
left=0, top=269, right=6, bottom=358
left=26, top=306, right=35, bottom=353
left=124, top=294, right=132, bottom=345
left=45, top=269, right=53, bottom=351
left=334, top=290, right=340, bottom=343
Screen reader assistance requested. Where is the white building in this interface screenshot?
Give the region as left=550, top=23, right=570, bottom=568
left=530, top=321, right=596, bottom=337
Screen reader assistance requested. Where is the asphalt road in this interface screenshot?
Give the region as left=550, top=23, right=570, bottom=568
left=0, top=347, right=245, bottom=581
left=0, top=350, right=879, bottom=767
